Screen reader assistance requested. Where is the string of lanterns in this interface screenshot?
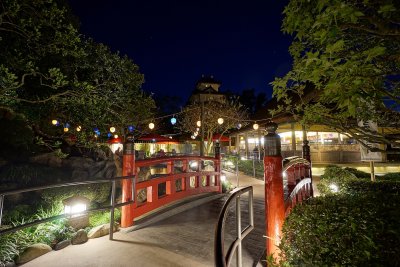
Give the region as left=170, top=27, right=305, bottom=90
left=50, top=105, right=268, bottom=140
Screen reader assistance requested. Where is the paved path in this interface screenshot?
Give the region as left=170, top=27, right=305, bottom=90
left=23, top=172, right=266, bottom=267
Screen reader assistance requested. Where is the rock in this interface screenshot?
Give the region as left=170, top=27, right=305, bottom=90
left=4, top=261, right=16, bottom=267
left=54, top=240, right=71, bottom=250
left=71, top=169, right=89, bottom=181
left=88, top=223, right=118, bottom=239
left=71, top=229, right=88, bottom=245
left=16, top=243, right=52, bottom=264
left=29, top=152, right=62, bottom=167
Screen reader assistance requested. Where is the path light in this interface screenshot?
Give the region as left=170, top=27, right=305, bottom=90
left=51, top=119, right=59, bottom=126
left=109, top=127, right=116, bottom=133
left=149, top=122, right=155, bottom=130
left=217, top=118, right=224, bottom=125
left=63, top=196, right=90, bottom=229
left=329, top=183, right=339, bottom=193
left=196, top=120, right=201, bottom=127
left=220, top=174, right=227, bottom=182
left=170, top=117, right=177, bottom=125
left=253, top=122, right=259, bottom=130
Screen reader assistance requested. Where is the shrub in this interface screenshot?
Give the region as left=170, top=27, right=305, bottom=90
left=344, top=167, right=370, bottom=179
left=89, top=209, right=121, bottom=228
left=0, top=203, right=73, bottom=264
left=317, top=165, right=356, bottom=195
left=280, top=190, right=400, bottom=266
left=237, top=159, right=264, bottom=180
left=222, top=180, right=233, bottom=193
left=41, top=183, right=111, bottom=210
left=382, top=172, right=400, bottom=182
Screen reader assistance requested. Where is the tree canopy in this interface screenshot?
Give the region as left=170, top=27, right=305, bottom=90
left=179, top=98, right=248, bottom=155
left=0, top=0, right=155, bottom=151
left=272, top=0, right=400, bottom=148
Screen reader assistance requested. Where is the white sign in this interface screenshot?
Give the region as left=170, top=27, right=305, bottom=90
left=358, top=121, right=384, bottom=162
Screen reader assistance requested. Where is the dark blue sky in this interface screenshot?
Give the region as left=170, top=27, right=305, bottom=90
left=68, top=0, right=292, bottom=104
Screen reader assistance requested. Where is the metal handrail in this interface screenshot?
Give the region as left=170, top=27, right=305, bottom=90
left=0, top=175, right=135, bottom=239
left=214, top=186, right=254, bottom=267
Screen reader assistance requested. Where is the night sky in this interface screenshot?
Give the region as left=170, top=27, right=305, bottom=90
left=68, top=0, right=292, bottom=105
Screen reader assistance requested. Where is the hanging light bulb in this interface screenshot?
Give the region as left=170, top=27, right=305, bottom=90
left=63, top=123, right=70, bottom=132
left=217, top=118, right=224, bottom=125
left=170, top=117, right=177, bottom=125
left=196, top=120, right=201, bottom=127
left=109, top=127, right=116, bottom=133
left=51, top=119, right=58, bottom=126
left=128, top=125, right=134, bottom=132
left=149, top=122, right=155, bottom=129
left=76, top=125, right=82, bottom=132
left=253, top=122, right=259, bottom=130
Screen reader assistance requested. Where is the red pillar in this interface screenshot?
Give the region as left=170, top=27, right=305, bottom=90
left=121, top=133, right=135, bottom=228
left=264, top=121, right=285, bottom=260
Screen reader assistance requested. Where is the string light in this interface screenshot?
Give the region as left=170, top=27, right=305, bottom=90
left=76, top=126, right=81, bottom=132
left=64, top=127, right=69, bottom=132
left=253, top=122, right=259, bottom=130
left=171, top=117, right=177, bottom=125
left=217, top=118, right=224, bottom=125
left=51, top=119, right=59, bottom=126
left=149, top=122, right=155, bottom=130
left=114, top=134, right=118, bottom=138
left=110, top=127, right=116, bottom=133
left=237, top=123, right=242, bottom=129
left=196, top=120, right=201, bottom=127
left=128, top=125, right=134, bottom=132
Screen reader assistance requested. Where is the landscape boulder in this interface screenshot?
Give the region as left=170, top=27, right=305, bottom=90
left=71, top=229, right=88, bottom=245
left=16, top=243, right=52, bottom=264
left=88, top=223, right=118, bottom=239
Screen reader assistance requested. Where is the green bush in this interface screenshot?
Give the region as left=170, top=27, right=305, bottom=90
left=89, top=209, right=121, bottom=228
left=280, top=189, right=400, bottom=266
left=0, top=204, right=73, bottom=264
left=317, top=165, right=356, bottom=195
left=344, top=167, right=371, bottom=179
left=41, top=183, right=111, bottom=210
left=382, top=172, right=400, bottom=182
left=237, top=159, right=264, bottom=179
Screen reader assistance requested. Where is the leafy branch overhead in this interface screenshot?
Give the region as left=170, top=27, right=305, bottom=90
left=179, top=98, right=248, bottom=155
left=272, top=0, right=400, bottom=148
left=0, top=0, right=155, bottom=149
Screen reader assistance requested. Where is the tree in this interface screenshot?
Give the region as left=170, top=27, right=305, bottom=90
left=179, top=98, right=248, bottom=155
left=272, top=0, right=400, bottom=149
left=0, top=0, right=155, bottom=151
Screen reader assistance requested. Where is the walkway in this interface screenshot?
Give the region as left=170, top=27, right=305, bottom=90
left=22, top=172, right=266, bottom=267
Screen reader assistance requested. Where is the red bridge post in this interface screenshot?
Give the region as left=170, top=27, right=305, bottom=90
left=121, top=133, right=135, bottom=228
left=263, top=121, right=285, bottom=260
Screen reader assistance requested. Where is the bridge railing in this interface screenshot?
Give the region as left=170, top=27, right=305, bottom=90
left=282, top=156, right=313, bottom=215
left=0, top=175, right=135, bottom=240
left=131, top=156, right=222, bottom=220
left=214, top=186, right=254, bottom=267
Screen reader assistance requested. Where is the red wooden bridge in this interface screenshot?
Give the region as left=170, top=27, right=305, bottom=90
left=0, top=122, right=313, bottom=266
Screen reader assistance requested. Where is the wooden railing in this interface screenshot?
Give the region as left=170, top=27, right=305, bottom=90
left=130, top=155, right=222, bottom=220
left=282, top=156, right=313, bottom=215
